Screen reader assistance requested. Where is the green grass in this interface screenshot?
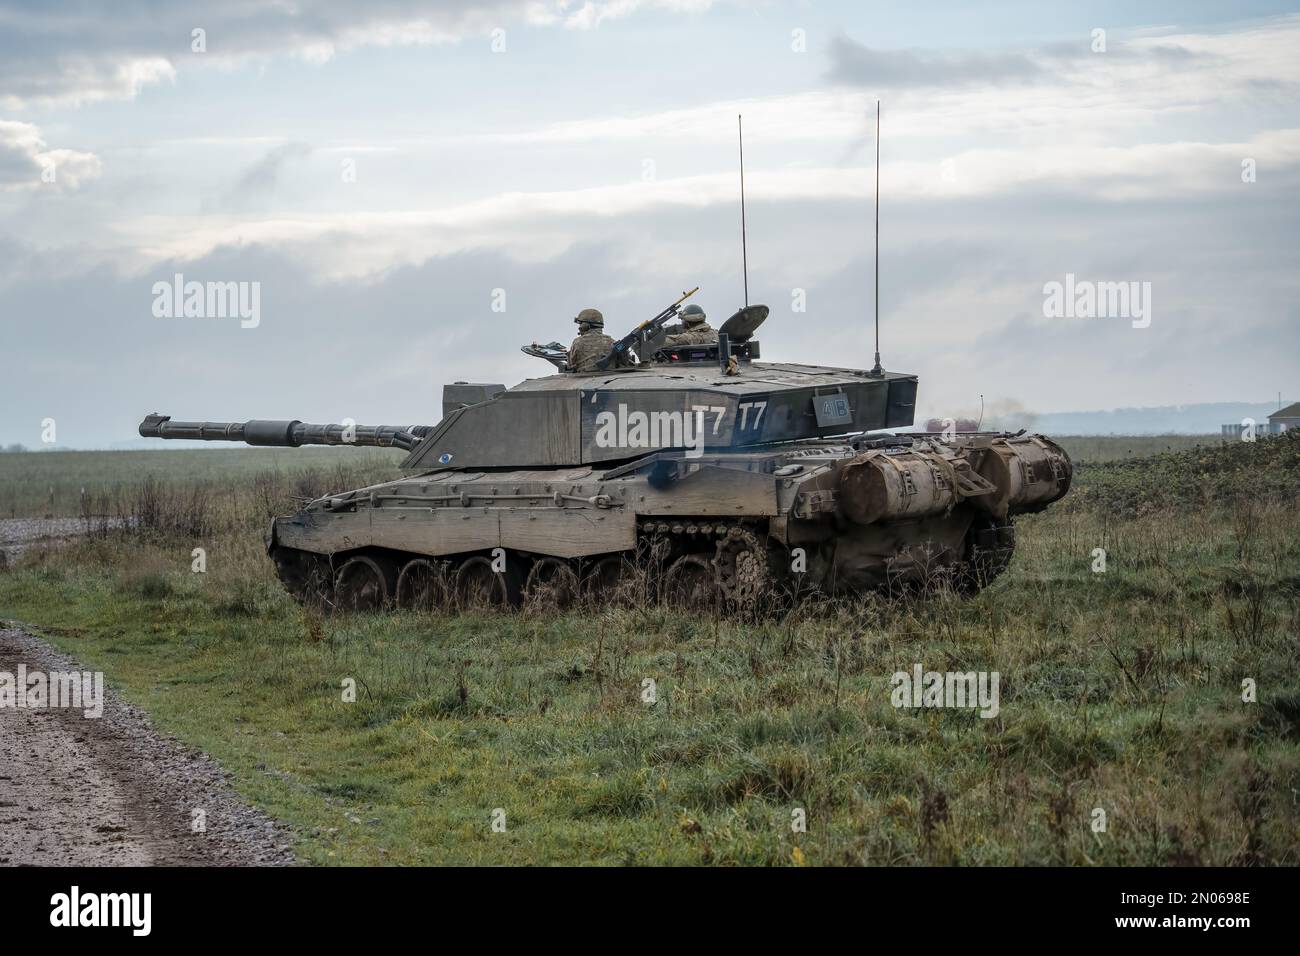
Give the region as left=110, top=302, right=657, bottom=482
left=0, top=446, right=404, bottom=518
left=1050, top=434, right=1227, bottom=464
left=1063, top=432, right=1300, bottom=518
left=3, top=437, right=1300, bottom=865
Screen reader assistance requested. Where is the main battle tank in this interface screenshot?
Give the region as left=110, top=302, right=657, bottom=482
left=139, top=300, right=1071, bottom=611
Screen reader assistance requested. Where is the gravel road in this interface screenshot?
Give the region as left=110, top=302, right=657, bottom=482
left=0, top=516, right=114, bottom=567
left=0, top=627, right=296, bottom=866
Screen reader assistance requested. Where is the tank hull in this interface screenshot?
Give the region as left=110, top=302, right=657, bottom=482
left=267, top=432, right=1071, bottom=610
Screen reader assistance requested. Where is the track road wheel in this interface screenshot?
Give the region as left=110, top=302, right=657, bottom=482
left=661, top=554, right=721, bottom=611
left=396, top=558, right=449, bottom=610
left=583, top=555, right=641, bottom=607
left=455, top=555, right=521, bottom=610
left=335, top=555, right=398, bottom=612
left=524, top=558, right=579, bottom=609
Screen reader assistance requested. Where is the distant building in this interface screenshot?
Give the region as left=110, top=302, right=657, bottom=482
left=1269, top=402, right=1300, bottom=431
left=1221, top=400, right=1297, bottom=438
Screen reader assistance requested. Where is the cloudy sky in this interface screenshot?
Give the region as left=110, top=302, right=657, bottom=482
left=2, top=0, right=1298, bottom=447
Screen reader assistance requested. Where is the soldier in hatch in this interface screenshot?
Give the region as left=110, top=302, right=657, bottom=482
left=568, top=308, right=615, bottom=373
left=663, top=304, right=716, bottom=347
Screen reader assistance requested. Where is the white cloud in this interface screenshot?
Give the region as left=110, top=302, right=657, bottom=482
left=0, top=0, right=722, bottom=109
left=0, top=53, right=175, bottom=112
left=0, top=119, right=101, bottom=190
left=471, top=16, right=1300, bottom=150
left=94, top=127, right=1300, bottom=279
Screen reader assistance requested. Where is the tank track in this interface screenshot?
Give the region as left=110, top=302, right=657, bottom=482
left=959, top=515, right=1016, bottom=592
left=269, top=511, right=1015, bottom=613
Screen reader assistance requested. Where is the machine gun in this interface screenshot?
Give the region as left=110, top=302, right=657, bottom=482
left=595, top=286, right=699, bottom=371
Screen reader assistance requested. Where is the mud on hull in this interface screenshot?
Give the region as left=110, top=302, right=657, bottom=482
left=266, top=432, right=1069, bottom=613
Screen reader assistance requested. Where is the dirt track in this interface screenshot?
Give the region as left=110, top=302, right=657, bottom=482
left=0, top=517, right=91, bottom=567
left=0, top=627, right=295, bottom=866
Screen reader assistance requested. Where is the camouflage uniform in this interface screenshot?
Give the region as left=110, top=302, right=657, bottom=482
left=568, top=307, right=615, bottom=373
left=664, top=304, right=716, bottom=347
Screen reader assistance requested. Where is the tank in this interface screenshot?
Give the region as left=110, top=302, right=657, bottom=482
left=138, top=301, right=1071, bottom=611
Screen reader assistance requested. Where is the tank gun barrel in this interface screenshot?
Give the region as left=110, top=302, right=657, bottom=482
left=139, top=414, right=431, bottom=451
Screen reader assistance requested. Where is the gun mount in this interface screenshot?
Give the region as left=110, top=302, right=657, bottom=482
left=595, top=286, right=699, bottom=370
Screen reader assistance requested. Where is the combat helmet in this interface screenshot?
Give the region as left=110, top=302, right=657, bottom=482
left=574, top=308, right=604, bottom=328
left=680, top=304, right=706, bottom=325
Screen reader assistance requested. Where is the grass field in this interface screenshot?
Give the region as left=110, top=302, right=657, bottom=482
left=0, top=446, right=406, bottom=519
left=1043, top=433, right=1226, bottom=464
left=1, top=434, right=1297, bottom=865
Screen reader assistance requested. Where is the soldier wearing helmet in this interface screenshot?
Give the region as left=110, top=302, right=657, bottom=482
left=568, top=307, right=615, bottom=373
left=664, top=304, right=716, bottom=347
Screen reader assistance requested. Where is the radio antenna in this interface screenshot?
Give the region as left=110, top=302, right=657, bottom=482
left=871, top=100, right=883, bottom=377
left=738, top=113, right=749, bottom=308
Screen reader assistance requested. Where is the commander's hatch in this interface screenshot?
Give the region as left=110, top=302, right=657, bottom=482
left=719, top=304, right=768, bottom=342
left=521, top=341, right=569, bottom=372
left=652, top=304, right=769, bottom=365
